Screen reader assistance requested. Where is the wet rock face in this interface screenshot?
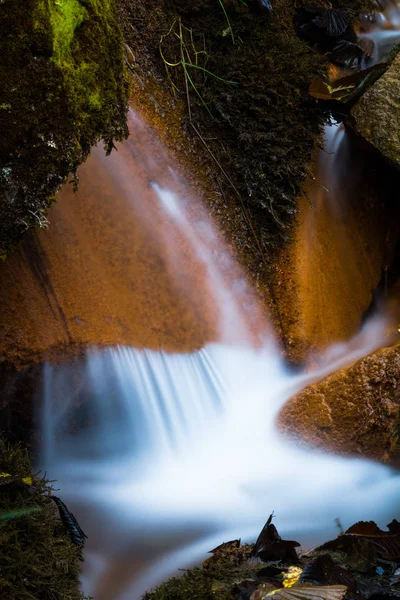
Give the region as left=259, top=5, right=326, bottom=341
left=272, top=126, right=400, bottom=364
left=278, top=342, right=400, bottom=460
left=351, top=53, right=400, bottom=167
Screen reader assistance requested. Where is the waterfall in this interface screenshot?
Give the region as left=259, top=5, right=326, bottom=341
left=39, top=120, right=400, bottom=597
left=41, top=339, right=400, bottom=599
left=358, top=0, right=400, bottom=63
left=38, top=9, right=400, bottom=595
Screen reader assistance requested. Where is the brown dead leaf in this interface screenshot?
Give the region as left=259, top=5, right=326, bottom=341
left=271, top=584, right=347, bottom=600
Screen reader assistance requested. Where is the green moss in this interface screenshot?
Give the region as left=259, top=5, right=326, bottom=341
left=88, top=90, right=102, bottom=110
left=144, top=543, right=258, bottom=600
left=0, top=439, right=88, bottom=599
left=144, top=567, right=213, bottom=600
left=0, top=0, right=129, bottom=257
left=35, top=0, right=87, bottom=61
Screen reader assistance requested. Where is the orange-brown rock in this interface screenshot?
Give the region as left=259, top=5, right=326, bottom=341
left=0, top=119, right=219, bottom=368
left=278, top=342, right=400, bottom=461
left=273, top=126, right=400, bottom=363
left=0, top=112, right=265, bottom=369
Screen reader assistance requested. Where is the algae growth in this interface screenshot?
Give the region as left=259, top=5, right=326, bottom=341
left=0, top=0, right=129, bottom=257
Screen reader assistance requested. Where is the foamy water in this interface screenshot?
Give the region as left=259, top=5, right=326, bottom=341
left=41, top=337, right=400, bottom=599
left=39, top=185, right=399, bottom=599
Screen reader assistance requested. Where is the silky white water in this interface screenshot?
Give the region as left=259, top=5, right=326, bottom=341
left=41, top=336, right=400, bottom=599
left=40, top=177, right=400, bottom=599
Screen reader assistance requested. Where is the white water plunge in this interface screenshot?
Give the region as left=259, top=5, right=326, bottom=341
left=42, top=338, right=400, bottom=599
left=39, top=118, right=400, bottom=599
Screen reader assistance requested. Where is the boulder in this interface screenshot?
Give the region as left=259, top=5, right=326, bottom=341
left=278, top=342, right=400, bottom=461
left=351, top=53, right=400, bottom=167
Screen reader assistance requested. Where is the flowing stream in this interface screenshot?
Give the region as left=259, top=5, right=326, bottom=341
left=38, top=6, right=400, bottom=600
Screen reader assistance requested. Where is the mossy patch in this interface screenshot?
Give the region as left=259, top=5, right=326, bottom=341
left=0, top=0, right=129, bottom=257
left=38, top=0, right=87, bottom=61
left=143, top=544, right=255, bottom=600
left=120, top=0, right=365, bottom=249
left=0, top=438, right=88, bottom=599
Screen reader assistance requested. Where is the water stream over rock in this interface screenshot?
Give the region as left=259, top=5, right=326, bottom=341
left=21, top=2, right=400, bottom=597
left=38, top=118, right=400, bottom=599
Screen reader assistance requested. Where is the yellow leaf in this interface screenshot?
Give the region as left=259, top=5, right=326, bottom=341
left=282, top=567, right=303, bottom=588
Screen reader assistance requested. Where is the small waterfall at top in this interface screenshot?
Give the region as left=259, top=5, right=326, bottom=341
left=358, top=0, right=400, bottom=63
left=39, top=8, right=400, bottom=597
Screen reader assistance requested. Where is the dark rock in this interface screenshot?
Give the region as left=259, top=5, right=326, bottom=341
left=351, top=53, right=400, bottom=167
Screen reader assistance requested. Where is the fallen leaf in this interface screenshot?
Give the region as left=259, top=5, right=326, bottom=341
left=344, top=521, right=400, bottom=561
left=210, top=539, right=241, bottom=554
left=300, top=554, right=357, bottom=592
left=254, top=515, right=300, bottom=562
left=268, top=584, right=347, bottom=600
left=309, top=63, right=387, bottom=104
left=313, top=10, right=350, bottom=37
left=387, top=520, right=400, bottom=534
left=251, top=582, right=282, bottom=600
left=283, top=567, right=303, bottom=588
left=235, top=579, right=259, bottom=599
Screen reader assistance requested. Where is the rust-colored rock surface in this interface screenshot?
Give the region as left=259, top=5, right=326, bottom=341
left=273, top=125, right=400, bottom=363
left=278, top=342, right=400, bottom=461
left=0, top=113, right=263, bottom=368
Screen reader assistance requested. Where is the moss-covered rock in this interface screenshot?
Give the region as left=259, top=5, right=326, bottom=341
left=119, top=0, right=364, bottom=249
left=278, top=342, right=400, bottom=460
left=0, top=0, right=129, bottom=258
left=350, top=52, right=400, bottom=167
left=143, top=542, right=257, bottom=600
left=0, top=439, right=87, bottom=599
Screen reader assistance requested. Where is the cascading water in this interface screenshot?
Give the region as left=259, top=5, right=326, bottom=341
left=39, top=127, right=399, bottom=600
left=39, top=7, right=400, bottom=597
left=358, top=0, right=400, bottom=63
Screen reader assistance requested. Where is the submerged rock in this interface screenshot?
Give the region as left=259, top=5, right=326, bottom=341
left=350, top=53, right=400, bottom=167
left=278, top=342, right=400, bottom=460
